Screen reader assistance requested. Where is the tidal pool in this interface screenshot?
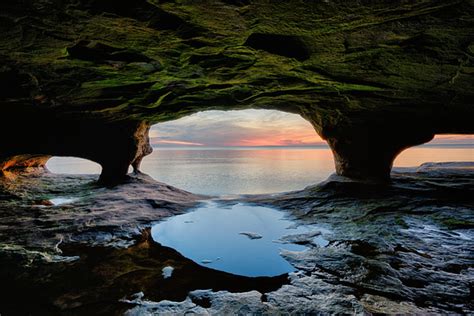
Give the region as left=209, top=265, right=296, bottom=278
left=152, top=201, right=329, bottom=277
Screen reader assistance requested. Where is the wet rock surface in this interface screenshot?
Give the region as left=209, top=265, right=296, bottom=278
left=0, top=171, right=202, bottom=251
left=250, top=162, right=474, bottom=314
left=0, top=162, right=473, bottom=314
left=239, top=232, right=263, bottom=240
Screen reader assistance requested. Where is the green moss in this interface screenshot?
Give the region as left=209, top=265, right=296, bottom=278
left=1, top=0, right=473, bottom=131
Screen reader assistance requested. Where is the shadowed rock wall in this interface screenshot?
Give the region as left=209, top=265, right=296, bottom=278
left=0, top=0, right=473, bottom=182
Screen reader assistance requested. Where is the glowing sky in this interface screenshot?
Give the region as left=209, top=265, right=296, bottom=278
left=150, top=110, right=473, bottom=147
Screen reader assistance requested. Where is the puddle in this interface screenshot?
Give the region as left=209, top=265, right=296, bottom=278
left=162, top=266, right=174, bottom=279
left=0, top=236, right=291, bottom=315
left=152, top=201, right=328, bottom=277
left=49, top=197, right=78, bottom=206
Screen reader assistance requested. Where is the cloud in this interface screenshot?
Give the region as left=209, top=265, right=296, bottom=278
left=150, top=110, right=324, bottom=147
left=149, top=110, right=474, bottom=147
left=150, top=139, right=204, bottom=146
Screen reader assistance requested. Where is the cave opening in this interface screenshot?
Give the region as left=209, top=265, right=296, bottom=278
left=142, top=109, right=333, bottom=195
left=46, top=157, right=102, bottom=175
left=41, top=111, right=473, bottom=194
left=394, top=135, right=474, bottom=168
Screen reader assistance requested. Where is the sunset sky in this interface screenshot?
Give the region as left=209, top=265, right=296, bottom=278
left=150, top=110, right=474, bottom=147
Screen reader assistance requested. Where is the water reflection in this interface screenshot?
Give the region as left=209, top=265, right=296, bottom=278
left=49, top=197, right=78, bottom=206
left=0, top=233, right=290, bottom=315
left=394, top=146, right=473, bottom=167
left=142, top=147, right=334, bottom=195
left=152, top=201, right=329, bottom=277
left=46, top=146, right=473, bottom=195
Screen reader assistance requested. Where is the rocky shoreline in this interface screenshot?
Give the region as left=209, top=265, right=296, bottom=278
left=0, top=162, right=473, bottom=314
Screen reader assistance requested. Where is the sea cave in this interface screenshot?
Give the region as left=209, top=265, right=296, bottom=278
left=0, top=0, right=473, bottom=314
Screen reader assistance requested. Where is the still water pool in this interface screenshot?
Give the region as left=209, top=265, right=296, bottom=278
left=151, top=201, right=329, bottom=277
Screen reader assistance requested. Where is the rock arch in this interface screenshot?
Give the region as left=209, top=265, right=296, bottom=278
left=0, top=118, right=152, bottom=183
left=0, top=0, right=473, bottom=183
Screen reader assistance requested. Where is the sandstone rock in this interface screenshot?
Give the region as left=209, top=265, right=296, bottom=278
left=0, top=1, right=472, bottom=182
left=0, top=163, right=472, bottom=314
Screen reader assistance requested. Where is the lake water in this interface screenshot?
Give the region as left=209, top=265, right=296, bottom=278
left=45, top=145, right=472, bottom=277
left=152, top=201, right=329, bottom=277
left=48, top=146, right=473, bottom=195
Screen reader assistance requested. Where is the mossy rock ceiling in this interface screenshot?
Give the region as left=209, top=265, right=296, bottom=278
left=0, top=0, right=473, bottom=181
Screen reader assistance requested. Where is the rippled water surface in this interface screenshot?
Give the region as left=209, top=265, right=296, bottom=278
left=48, top=146, right=473, bottom=195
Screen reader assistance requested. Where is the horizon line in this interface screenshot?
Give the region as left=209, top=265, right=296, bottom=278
left=151, top=143, right=474, bottom=149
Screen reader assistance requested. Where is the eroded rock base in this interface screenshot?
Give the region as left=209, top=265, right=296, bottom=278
left=0, top=163, right=472, bottom=314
